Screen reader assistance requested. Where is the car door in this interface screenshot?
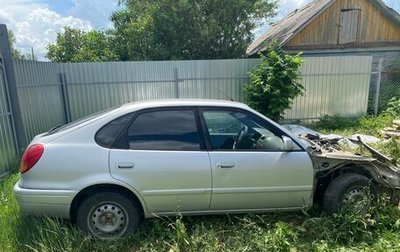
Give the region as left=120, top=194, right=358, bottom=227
left=199, top=108, right=314, bottom=211
left=109, top=107, right=211, bottom=214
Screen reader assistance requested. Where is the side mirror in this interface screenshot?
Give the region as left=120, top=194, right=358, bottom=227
left=282, top=136, right=294, bottom=151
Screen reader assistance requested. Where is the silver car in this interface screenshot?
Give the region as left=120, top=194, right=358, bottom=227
left=14, top=100, right=400, bottom=238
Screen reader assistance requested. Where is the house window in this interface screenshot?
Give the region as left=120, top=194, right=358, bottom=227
left=338, top=9, right=361, bottom=44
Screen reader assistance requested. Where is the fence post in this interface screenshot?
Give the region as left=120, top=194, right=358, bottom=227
left=0, top=24, right=26, bottom=152
left=174, top=67, right=180, bottom=98
left=60, top=73, right=71, bottom=123
left=373, top=58, right=384, bottom=116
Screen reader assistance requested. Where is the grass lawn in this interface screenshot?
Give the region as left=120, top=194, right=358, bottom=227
left=2, top=115, right=400, bottom=251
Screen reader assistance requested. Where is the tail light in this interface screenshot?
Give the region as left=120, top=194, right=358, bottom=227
left=19, top=144, right=44, bottom=174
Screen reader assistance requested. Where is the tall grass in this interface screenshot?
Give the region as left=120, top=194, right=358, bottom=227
left=2, top=173, right=400, bottom=252
left=314, top=114, right=394, bottom=136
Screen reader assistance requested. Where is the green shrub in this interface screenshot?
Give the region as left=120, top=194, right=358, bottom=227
left=358, top=114, right=393, bottom=135
left=244, top=43, right=304, bottom=121
left=315, top=114, right=359, bottom=131
left=384, top=97, right=400, bottom=117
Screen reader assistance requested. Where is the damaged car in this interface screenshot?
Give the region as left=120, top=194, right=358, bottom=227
left=14, top=100, right=400, bottom=238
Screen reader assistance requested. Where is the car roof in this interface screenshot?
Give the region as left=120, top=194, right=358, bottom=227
left=120, top=99, right=250, bottom=110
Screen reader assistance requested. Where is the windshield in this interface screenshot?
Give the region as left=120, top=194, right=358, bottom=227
left=46, top=105, right=121, bottom=135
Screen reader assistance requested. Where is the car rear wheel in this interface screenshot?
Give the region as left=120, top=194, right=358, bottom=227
left=323, top=173, right=376, bottom=214
left=76, top=192, right=140, bottom=238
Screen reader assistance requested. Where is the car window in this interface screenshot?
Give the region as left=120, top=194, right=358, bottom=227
left=203, top=112, right=243, bottom=134
left=118, top=109, right=201, bottom=151
left=95, top=113, right=134, bottom=148
left=202, top=110, right=287, bottom=151
left=46, top=105, right=121, bottom=135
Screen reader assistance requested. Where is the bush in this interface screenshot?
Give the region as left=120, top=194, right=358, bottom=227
left=358, top=114, right=394, bottom=135
left=384, top=97, right=400, bottom=117
left=244, top=43, right=304, bottom=121
left=316, top=114, right=359, bottom=131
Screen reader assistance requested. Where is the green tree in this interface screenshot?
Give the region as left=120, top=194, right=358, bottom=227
left=46, top=27, right=118, bottom=62
left=111, top=0, right=277, bottom=60
left=8, top=30, right=33, bottom=60
left=244, top=44, right=304, bottom=121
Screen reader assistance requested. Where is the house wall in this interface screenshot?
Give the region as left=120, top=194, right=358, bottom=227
left=286, top=0, right=400, bottom=47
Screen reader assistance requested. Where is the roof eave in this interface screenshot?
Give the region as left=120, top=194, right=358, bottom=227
left=281, top=0, right=337, bottom=45
left=368, top=0, right=400, bottom=26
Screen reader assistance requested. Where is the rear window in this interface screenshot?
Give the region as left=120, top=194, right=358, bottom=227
left=95, top=113, right=134, bottom=148
left=46, top=106, right=121, bottom=135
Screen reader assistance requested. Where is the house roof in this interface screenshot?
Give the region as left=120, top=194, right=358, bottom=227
left=247, top=0, right=400, bottom=55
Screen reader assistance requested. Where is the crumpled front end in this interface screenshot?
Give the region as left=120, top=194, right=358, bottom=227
left=302, top=133, right=400, bottom=201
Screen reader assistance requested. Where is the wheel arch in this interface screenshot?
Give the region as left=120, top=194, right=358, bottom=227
left=313, top=163, right=376, bottom=205
left=322, top=172, right=376, bottom=214
left=70, top=183, right=145, bottom=223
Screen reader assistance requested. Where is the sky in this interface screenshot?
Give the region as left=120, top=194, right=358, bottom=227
left=0, top=0, right=399, bottom=61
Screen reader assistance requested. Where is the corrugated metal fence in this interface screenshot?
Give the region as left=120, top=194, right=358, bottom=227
left=13, top=61, right=65, bottom=145
left=0, top=56, right=374, bottom=175
left=13, top=56, right=372, bottom=143
left=285, top=56, right=372, bottom=119
left=14, top=59, right=259, bottom=141
left=62, top=59, right=256, bottom=119
left=0, top=55, right=17, bottom=176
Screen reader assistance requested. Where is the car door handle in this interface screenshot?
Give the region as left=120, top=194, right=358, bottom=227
left=117, top=163, right=135, bottom=169
left=217, top=163, right=235, bottom=168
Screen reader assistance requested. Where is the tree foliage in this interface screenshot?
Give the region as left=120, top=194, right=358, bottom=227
left=244, top=44, right=304, bottom=121
left=111, top=0, right=277, bottom=60
left=46, top=0, right=277, bottom=62
left=8, top=30, right=35, bottom=60
left=46, top=27, right=118, bottom=62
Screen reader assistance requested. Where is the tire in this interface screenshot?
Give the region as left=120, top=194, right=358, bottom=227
left=323, top=173, right=376, bottom=214
left=76, top=192, right=141, bottom=238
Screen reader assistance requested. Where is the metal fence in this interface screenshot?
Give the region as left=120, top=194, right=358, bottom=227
left=12, top=56, right=373, bottom=144
left=372, top=55, right=400, bottom=114
left=61, top=59, right=257, bottom=120
left=0, top=55, right=17, bottom=176
left=285, top=56, right=372, bottom=119
left=14, top=60, right=68, bottom=145
left=0, top=55, right=379, bottom=176
left=14, top=59, right=259, bottom=141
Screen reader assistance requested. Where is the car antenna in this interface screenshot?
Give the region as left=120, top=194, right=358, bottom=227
left=214, top=87, right=235, bottom=101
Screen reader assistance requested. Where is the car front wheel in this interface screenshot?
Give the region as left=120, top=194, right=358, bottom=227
left=76, top=192, right=140, bottom=238
left=323, top=173, right=376, bottom=214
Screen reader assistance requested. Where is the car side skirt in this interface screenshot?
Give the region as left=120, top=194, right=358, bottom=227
left=144, top=206, right=309, bottom=218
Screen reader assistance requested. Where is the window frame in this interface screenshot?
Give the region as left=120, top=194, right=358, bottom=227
left=198, top=106, right=305, bottom=152
left=112, top=106, right=207, bottom=151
